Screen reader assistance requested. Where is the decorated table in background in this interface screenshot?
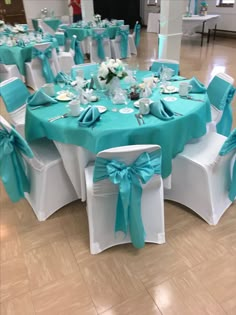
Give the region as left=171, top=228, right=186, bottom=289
left=32, top=18, right=62, bottom=32
left=25, top=71, right=212, bottom=200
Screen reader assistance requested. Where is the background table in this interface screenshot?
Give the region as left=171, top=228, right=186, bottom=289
left=32, top=18, right=61, bottom=32
left=25, top=72, right=211, bottom=200
left=182, top=15, right=220, bottom=46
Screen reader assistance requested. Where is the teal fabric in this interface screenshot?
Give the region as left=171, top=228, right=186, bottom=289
left=134, top=23, right=141, bottom=47
left=0, top=79, right=30, bottom=113
left=78, top=106, right=100, bottom=127
left=150, top=62, right=179, bottom=76
left=71, top=64, right=99, bottom=80
left=32, top=18, right=61, bottom=31
left=93, top=149, right=162, bottom=248
left=116, top=28, right=129, bottom=59
left=70, top=36, right=84, bottom=64
left=207, top=76, right=235, bottom=136
left=189, top=77, right=207, bottom=93
left=0, top=123, right=34, bottom=202
left=92, top=31, right=109, bottom=61
left=55, top=71, right=71, bottom=84
left=219, top=129, right=236, bottom=201
left=27, top=90, right=58, bottom=106
left=65, top=28, right=93, bottom=41
left=32, top=45, right=55, bottom=83
left=150, top=100, right=175, bottom=120
left=55, top=32, right=65, bottom=46
left=25, top=70, right=212, bottom=178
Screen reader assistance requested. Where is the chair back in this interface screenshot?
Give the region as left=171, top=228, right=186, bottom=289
left=219, top=128, right=236, bottom=201
left=207, top=73, right=235, bottom=136
left=71, top=63, right=99, bottom=80
left=92, top=28, right=109, bottom=61
left=0, top=115, right=34, bottom=202
left=93, top=144, right=162, bottom=249
left=133, top=21, right=141, bottom=47
left=70, top=35, right=84, bottom=64
left=0, top=77, right=30, bottom=113
left=115, top=25, right=130, bottom=59
left=150, top=59, right=179, bottom=76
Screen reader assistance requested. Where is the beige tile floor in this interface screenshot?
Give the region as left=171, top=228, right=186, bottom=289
left=0, top=31, right=236, bottom=315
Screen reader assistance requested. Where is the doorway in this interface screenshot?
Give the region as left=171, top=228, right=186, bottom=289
left=0, top=0, right=26, bottom=24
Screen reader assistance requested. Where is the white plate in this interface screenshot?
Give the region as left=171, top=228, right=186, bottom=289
left=119, top=108, right=134, bottom=114
left=163, top=96, right=177, bottom=102
left=56, top=94, right=72, bottom=102
left=95, top=105, right=107, bottom=113
left=161, top=86, right=179, bottom=94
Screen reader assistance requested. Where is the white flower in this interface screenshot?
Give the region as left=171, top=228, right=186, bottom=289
left=98, top=62, right=109, bottom=79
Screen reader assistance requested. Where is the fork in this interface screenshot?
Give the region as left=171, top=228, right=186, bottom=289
left=48, top=113, right=69, bottom=122
left=181, top=95, right=204, bottom=102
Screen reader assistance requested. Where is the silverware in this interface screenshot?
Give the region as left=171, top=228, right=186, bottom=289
left=173, top=111, right=184, bottom=116
left=181, top=96, right=204, bottom=102
left=135, top=113, right=145, bottom=125
left=48, top=113, right=69, bottom=122
left=135, top=113, right=141, bottom=125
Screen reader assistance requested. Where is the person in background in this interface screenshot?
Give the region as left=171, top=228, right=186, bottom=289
left=68, top=0, right=82, bottom=22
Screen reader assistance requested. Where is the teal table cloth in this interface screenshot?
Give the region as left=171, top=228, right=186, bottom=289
left=25, top=71, right=212, bottom=178
left=32, top=18, right=61, bottom=32
left=65, top=25, right=119, bottom=41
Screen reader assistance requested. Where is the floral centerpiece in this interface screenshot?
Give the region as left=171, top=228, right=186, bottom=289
left=94, top=14, right=101, bottom=24
left=98, top=58, right=127, bottom=84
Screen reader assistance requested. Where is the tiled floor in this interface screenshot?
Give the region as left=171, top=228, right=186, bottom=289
left=0, top=30, right=236, bottom=314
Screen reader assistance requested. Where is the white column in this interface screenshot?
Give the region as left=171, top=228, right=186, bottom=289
left=158, top=0, right=185, bottom=61
left=81, top=0, right=94, bottom=22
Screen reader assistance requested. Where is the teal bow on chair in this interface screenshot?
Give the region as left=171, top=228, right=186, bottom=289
left=134, top=23, right=141, bottom=47
left=93, top=150, right=162, bottom=248
left=71, top=36, right=84, bottom=64
left=32, top=46, right=55, bottom=83
left=92, top=31, right=109, bottom=60
left=116, top=28, right=129, bottom=59
left=219, top=129, right=236, bottom=201
left=0, top=123, right=34, bottom=202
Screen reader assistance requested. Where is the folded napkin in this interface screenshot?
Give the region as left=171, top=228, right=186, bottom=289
left=55, top=71, right=72, bottom=84
left=27, top=90, right=57, bottom=106
left=189, top=77, right=207, bottom=93
left=78, top=106, right=101, bottom=127
left=170, top=75, right=186, bottom=81
left=149, top=99, right=175, bottom=120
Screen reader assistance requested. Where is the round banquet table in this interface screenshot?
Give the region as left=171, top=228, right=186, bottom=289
left=25, top=71, right=212, bottom=200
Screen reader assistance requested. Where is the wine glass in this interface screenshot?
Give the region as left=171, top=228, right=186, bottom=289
left=119, top=89, right=134, bottom=114
left=57, top=78, right=65, bottom=94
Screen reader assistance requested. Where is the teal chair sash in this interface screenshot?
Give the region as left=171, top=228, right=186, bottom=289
left=93, top=149, right=162, bottom=248
left=219, top=129, right=236, bottom=201
left=134, top=23, right=141, bottom=47
left=0, top=79, right=30, bottom=113
left=32, top=45, right=55, bottom=83
left=92, top=31, right=109, bottom=60
left=116, top=28, right=129, bottom=59
left=71, top=36, right=84, bottom=65
left=0, top=123, right=34, bottom=202
left=207, top=76, right=236, bottom=136
left=150, top=62, right=179, bottom=76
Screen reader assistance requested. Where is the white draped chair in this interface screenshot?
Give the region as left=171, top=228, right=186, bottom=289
left=90, top=28, right=111, bottom=63
left=164, top=131, right=236, bottom=225
left=0, top=115, right=77, bottom=221
left=110, top=25, right=131, bottom=59
left=84, top=144, right=165, bottom=254
left=0, top=64, right=23, bottom=82
left=25, top=42, right=59, bottom=90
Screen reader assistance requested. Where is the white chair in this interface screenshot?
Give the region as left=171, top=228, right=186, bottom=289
left=149, top=59, right=180, bottom=75
left=164, top=131, right=236, bottom=225
left=128, top=21, right=140, bottom=55
left=90, top=28, right=111, bottom=63
left=147, top=13, right=160, bottom=33
left=25, top=42, right=59, bottom=90
left=84, top=144, right=165, bottom=254
left=207, top=72, right=235, bottom=136
left=61, top=15, right=71, bottom=24
left=110, top=25, right=131, bottom=59
left=0, top=115, right=78, bottom=221
left=0, top=64, right=23, bottom=82
left=58, top=35, right=76, bottom=74
left=0, top=77, right=30, bottom=137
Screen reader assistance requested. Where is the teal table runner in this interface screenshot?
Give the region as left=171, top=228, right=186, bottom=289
left=25, top=72, right=211, bottom=178
left=32, top=18, right=61, bottom=32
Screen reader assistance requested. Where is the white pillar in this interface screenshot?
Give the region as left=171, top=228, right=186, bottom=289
left=158, top=0, right=185, bottom=61
left=81, top=0, right=94, bottom=22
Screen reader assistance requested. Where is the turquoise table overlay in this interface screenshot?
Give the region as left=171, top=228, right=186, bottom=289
left=25, top=71, right=212, bottom=178
left=65, top=25, right=119, bottom=41
left=32, top=18, right=61, bottom=32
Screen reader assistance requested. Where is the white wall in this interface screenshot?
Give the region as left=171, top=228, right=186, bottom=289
left=207, top=0, right=236, bottom=31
